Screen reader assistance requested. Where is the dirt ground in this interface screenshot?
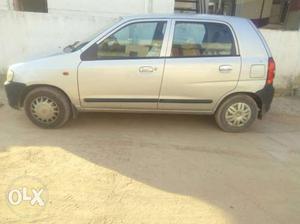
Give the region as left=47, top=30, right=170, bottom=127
left=0, top=87, right=300, bottom=224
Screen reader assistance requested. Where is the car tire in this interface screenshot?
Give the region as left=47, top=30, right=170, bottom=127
left=24, top=87, right=72, bottom=129
left=215, top=94, right=258, bottom=132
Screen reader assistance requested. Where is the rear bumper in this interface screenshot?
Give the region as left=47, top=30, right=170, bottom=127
left=4, top=81, right=26, bottom=109
left=256, top=84, right=274, bottom=118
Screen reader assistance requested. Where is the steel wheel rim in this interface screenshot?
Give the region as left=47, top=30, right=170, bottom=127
left=31, top=96, right=60, bottom=124
left=225, top=102, right=252, bottom=127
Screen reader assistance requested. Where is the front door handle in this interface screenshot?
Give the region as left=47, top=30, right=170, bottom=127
left=139, top=66, right=156, bottom=73
left=219, top=65, right=233, bottom=72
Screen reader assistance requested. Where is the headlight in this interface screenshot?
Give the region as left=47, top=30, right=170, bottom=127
left=6, top=69, right=14, bottom=82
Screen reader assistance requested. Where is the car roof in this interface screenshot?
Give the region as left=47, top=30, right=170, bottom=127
left=121, top=13, right=248, bottom=23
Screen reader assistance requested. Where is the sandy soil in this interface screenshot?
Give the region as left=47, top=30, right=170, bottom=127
left=0, top=88, right=300, bottom=224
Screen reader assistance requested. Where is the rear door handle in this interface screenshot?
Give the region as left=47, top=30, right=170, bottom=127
left=139, top=66, right=156, bottom=73
left=219, top=65, right=233, bottom=72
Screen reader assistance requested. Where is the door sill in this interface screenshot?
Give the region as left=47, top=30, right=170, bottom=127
left=77, top=107, right=213, bottom=115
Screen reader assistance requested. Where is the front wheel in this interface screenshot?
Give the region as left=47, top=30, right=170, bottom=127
left=215, top=94, right=258, bottom=132
left=24, top=87, right=72, bottom=128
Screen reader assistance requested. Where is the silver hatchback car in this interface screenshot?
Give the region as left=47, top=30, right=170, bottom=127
left=5, top=14, right=275, bottom=132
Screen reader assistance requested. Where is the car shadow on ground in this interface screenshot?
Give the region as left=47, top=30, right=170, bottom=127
left=63, top=113, right=300, bottom=223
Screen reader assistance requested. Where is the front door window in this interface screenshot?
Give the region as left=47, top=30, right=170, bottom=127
left=83, top=21, right=167, bottom=60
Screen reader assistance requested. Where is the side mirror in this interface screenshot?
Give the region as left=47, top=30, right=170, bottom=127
left=63, top=46, right=73, bottom=53
left=63, top=41, right=80, bottom=53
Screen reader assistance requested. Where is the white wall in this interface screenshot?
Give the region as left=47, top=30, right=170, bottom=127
left=49, top=0, right=144, bottom=15
left=0, top=0, right=8, bottom=10
left=48, top=0, right=174, bottom=15
left=0, top=10, right=118, bottom=72
left=152, top=0, right=174, bottom=13
left=261, top=29, right=300, bottom=89
left=0, top=0, right=174, bottom=14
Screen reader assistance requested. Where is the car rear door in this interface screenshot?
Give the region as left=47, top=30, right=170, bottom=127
left=78, top=19, right=170, bottom=109
left=158, top=19, right=241, bottom=112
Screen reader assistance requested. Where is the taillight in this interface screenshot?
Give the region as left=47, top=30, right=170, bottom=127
left=267, top=57, right=275, bottom=85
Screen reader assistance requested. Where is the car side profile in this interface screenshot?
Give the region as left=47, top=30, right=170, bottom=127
left=4, top=14, right=275, bottom=132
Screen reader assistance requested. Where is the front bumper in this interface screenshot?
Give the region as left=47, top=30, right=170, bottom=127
left=256, top=84, right=274, bottom=118
left=4, top=81, right=26, bottom=109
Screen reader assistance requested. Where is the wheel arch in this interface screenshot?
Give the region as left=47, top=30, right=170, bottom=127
left=20, top=84, right=77, bottom=118
left=214, top=92, right=263, bottom=116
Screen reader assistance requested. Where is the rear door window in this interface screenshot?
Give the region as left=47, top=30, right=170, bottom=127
left=171, top=21, right=237, bottom=57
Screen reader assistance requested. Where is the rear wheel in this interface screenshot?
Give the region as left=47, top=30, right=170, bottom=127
left=215, top=94, right=258, bottom=132
left=24, top=87, right=72, bottom=128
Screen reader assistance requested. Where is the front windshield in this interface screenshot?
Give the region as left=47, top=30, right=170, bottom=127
left=64, top=17, right=123, bottom=52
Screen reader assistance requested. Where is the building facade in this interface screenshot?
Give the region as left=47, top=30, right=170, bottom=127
left=175, top=0, right=300, bottom=30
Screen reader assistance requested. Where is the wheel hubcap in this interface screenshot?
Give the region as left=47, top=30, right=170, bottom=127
left=225, top=102, right=252, bottom=127
left=31, top=96, right=59, bottom=124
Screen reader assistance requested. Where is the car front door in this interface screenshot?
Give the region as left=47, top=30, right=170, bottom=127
left=78, top=20, right=170, bottom=109
left=159, top=20, right=241, bottom=112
